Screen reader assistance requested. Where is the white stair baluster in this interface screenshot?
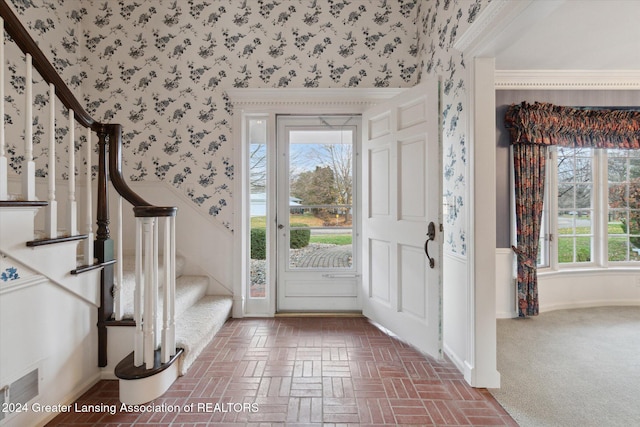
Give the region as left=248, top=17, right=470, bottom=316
left=83, top=129, right=94, bottom=264
left=153, top=218, right=160, bottom=351
left=45, top=84, right=57, bottom=238
left=168, top=216, right=176, bottom=356
left=67, top=110, right=77, bottom=235
left=113, top=195, right=124, bottom=320
left=0, top=17, right=7, bottom=200
left=22, top=53, right=35, bottom=200
left=134, top=217, right=144, bottom=367
left=143, top=217, right=157, bottom=369
left=161, top=216, right=175, bottom=363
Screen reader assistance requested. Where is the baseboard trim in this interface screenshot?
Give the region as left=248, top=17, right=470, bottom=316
left=36, top=372, right=102, bottom=427
left=496, top=310, right=518, bottom=319
left=541, top=300, right=640, bottom=313
left=443, top=342, right=466, bottom=376
left=275, top=312, right=364, bottom=318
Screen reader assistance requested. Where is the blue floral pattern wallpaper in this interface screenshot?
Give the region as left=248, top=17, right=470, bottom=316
left=417, top=0, right=489, bottom=256
left=5, top=0, right=489, bottom=255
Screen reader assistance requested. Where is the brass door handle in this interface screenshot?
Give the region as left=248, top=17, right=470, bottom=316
left=424, top=221, right=436, bottom=269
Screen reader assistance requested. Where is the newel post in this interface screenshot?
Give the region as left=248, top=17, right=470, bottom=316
left=95, top=124, right=115, bottom=367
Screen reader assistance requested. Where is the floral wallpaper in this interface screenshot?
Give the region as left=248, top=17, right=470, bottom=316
left=416, top=0, right=489, bottom=256
left=5, top=0, right=421, bottom=231
left=5, top=0, right=490, bottom=255
left=4, top=0, right=84, bottom=184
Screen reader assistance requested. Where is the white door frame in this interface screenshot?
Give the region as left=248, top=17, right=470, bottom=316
left=229, top=88, right=403, bottom=317
left=276, top=115, right=361, bottom=312
left=450, top=0, right=571, bottom=388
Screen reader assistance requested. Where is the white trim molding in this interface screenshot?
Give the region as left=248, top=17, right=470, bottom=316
left=227, top=88, right=404, bottom=108
left=495, top=70, right=640, bottom=90
left=454, top=0, right=563, bottom=57
left=454, top=0, right=530, bottom=53
left=228, top=87, right=404, bottom=318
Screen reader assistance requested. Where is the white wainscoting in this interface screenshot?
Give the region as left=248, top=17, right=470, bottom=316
left=495, top=248, right=640, bottom=317
left=495, top=248, right=516, bottom=318
left=443, top=251, right=469, bottom=374
left=538, top=271, right=640, bottom=312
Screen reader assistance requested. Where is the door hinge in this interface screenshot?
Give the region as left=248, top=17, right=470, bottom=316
left=439, top=223, right=443, bottom=232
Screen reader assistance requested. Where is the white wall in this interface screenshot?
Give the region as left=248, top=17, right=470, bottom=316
left=495, top=248, right=517, bottom=318
left=495, top=249, right=640, bottom=317
left=0, top=279, right=100, bottom=427
left=109, top=180, right=233, bottom=296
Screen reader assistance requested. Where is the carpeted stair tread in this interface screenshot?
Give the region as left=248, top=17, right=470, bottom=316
left=119, top=255, right=188, bottom=319
left=175, top=295, right=232, bottom=375
left=121, top=274, right=208, bottom=320
left=120, top=254, right=186, bottom=278
left=114, top=254, right=231, bottom=378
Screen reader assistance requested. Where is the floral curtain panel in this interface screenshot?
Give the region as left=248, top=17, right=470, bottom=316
left=511, top=144, right=546, bottom=317
left=505, top=102, right=640, bottom=317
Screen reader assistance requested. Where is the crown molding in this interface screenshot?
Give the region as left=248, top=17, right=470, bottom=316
left=454, top=0, right=524, bottom=53
left=454, top=0, right=564, bottom=57
left=495, top=70, right=640, bottom=90
left=226, top=88, right=405, bottom=107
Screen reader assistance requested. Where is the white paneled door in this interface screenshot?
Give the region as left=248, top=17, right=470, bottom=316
left=362, top=80, right=443, bottom=359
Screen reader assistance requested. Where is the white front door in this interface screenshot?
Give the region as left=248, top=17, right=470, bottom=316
left=361, top=79, right=443, bottom=359
left=276, top=116, right=360, bottom=312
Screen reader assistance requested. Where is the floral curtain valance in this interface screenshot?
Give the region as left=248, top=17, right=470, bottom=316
left=505, top=102, right=640, bottom=149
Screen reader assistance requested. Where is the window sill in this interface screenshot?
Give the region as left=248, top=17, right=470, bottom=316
left=538, top=266, right=640, bottom=278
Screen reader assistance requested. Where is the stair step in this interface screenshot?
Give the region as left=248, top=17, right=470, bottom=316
left=115, top=348, right=184, bottom=380
left=26, top=234, right=88, bottom=247
left=175, top=295, right=232, bottom=375
left=71, top=259, right=116, bottom=275
left=0, top=200, right=47, bottom=207
left=121, top=274, right=208, bottom=320
left=120, top=254, right=187, bottom=280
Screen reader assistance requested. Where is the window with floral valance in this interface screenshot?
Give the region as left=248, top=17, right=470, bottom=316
left=505, top=102, right=640, bottom=317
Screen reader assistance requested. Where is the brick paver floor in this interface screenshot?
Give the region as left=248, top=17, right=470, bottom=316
left=48, top=317, right=516, bottom=426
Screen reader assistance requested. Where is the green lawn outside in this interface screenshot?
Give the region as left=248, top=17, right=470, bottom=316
left=251, top=216, right=352, bottom=246
left=557, top=222, right=640, bottom=262
left=309, top=234, right=352, bottom=245
left=251, top=214, right=326, bottom=228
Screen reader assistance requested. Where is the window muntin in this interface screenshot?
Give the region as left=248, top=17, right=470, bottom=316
left=556, top=147, right=594, bottom=264
left=607, top=149, right=640, bottom=262
left=536, top=147, right=640, bottom=269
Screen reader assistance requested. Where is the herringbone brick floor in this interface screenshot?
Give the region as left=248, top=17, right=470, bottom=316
left=48, top=317, right=516, bottom=426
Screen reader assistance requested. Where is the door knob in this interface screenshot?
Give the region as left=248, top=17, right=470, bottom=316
left=424, top=221, right=436, bottom=269
left=278, top=224, right=284, bottom=229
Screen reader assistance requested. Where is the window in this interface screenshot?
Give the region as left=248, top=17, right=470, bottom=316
left=538, top=147, right=640, bottom=268
left=556, top=147, right=594, bottom=264
left=607, top=149, right=640, bottom=262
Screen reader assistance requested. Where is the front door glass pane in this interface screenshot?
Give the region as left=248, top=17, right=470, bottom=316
left=287, top=129, right=354, bottom=270
left=249, top=118, right=267, bottom=298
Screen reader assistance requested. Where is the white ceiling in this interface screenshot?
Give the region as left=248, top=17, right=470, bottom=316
left=492, top=0, right=640, bottom=70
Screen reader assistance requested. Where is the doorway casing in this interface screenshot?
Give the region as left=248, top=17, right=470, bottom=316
left=229, top=88, right=403, bottom=317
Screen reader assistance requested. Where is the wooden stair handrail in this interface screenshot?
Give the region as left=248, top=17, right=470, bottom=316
left=0, top=0, right=175, bottom=217
left=0, top=1, right=93, bottom=129
left=0, top=0, right=177, bottom=370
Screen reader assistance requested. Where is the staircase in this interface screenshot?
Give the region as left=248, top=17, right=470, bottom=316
left=113, top=254, right=231, bottom=404
left=117, top=254, right=231, bottom=376
left=0, top=0, right=232, bottom=410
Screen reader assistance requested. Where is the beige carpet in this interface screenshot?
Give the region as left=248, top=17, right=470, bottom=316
left=490, top=306, right=640, bottom=427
